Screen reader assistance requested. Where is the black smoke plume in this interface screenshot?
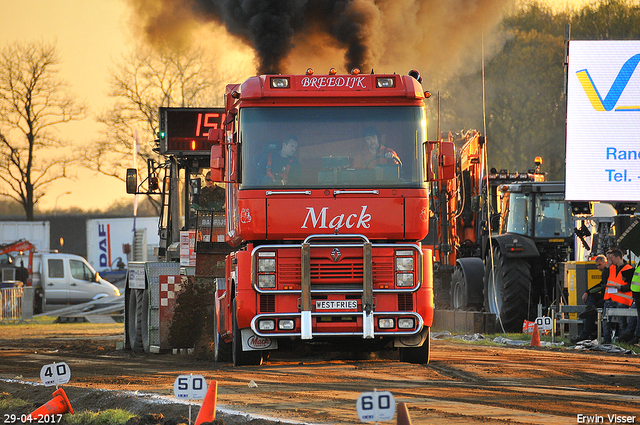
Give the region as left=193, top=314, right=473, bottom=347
left=129, top=0, right=510, bottom=77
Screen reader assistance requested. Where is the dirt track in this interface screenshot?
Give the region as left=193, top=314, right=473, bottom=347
left=1, top=324, right=640, bottom=424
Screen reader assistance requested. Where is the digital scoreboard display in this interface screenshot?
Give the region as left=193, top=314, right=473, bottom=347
left=159, top=107, right=226, bottom=155
left=566, top=41, right=640, bottom=201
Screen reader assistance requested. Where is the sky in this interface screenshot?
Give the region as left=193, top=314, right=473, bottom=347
left=0, top=0, right=594, bottom=212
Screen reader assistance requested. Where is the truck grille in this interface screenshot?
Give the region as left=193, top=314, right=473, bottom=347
left=398, top=293, right=413, bottom=311
left=260, top=294, right=276, bottom=312
left=277, top=253, right=395, bottom=288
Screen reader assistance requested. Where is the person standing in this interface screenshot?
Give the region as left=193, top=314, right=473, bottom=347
left=573, top=254, right=608, bottom=343
left=601, top=249, right=634, bottom=344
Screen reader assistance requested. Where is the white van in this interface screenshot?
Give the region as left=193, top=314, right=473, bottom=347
left=10, top=252, right=121, bottom=312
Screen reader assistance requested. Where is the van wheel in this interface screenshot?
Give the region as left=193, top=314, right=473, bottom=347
left=232, top=300, right=262, bottom=366
left=127, top=289, right=144, bottom=353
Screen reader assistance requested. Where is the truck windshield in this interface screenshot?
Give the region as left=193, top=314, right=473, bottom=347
left=534, top=194, right=573, bottom=238
left=239, top=106, right=426, bottom=189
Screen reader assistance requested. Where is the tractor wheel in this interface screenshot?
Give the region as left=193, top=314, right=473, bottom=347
left=450, top=258, right=484, bottom=310
left=232, top=300, right=262, bottom=366
left=398, top=327, right=430, bottom=364
left=484, top=247, right=533, bottom=332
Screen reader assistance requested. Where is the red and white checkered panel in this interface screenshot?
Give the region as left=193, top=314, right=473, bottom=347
left=158, top=275, right=182, bottom=349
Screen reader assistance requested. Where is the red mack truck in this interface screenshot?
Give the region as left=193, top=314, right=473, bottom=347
left=124, top=69, right=454, bottom=366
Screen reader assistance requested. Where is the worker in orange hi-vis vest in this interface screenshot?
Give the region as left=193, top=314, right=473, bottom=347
left=601, top=249, right=634, bottom=344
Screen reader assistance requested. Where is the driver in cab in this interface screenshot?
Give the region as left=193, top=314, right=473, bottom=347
left=352, top=127, right=401, bottom=169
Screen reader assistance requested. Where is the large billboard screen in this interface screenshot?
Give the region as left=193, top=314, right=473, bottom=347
left=566, top=40, right=640, bottom=201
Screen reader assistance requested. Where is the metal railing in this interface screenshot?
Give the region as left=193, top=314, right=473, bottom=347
left=0, top=286, right=33, bottom=322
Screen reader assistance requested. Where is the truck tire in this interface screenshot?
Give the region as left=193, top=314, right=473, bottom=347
left=484, top=247, right=533, bottom=332
left=450, top=258, right=484, bottom=310
left=215, top=330, right=232, bottom=363
left=141, top=289, right=150, bottom=353
left=127, top=289, right=144, bottom=353
left=232, top=300, right=262, bottom=366
left=399, top=327, right=430, bottom=364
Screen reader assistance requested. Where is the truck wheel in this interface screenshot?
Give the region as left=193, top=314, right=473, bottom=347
left=232, top=300, right=262, bottom=366
left=450, top=258, right=484, bottom=310
left=399, top=327, right=430, bottom=364
left=215, top=330, right=232, bottom=363
left=141, top=289, right=150, bottom=353
left=127, top=289, right=144, bottom=353
left=484, top=247, right=533, bottom=332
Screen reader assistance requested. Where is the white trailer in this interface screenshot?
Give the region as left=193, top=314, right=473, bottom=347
left=0, top=221, right=50, bottom=253
left=85, top=217, right=160, bottom=272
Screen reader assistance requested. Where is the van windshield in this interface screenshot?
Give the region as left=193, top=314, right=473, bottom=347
left=239, top=106, right=426, bottom=189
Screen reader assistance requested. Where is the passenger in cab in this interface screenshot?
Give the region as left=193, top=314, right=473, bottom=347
left=255, top=136, right=302, bottom=186
left=352, top=127, right=401, bottom=169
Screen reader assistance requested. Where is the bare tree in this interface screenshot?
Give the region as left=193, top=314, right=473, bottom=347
left=0, top=41, right=86, bottom=220
left=83, top=44, right=238, bottom=210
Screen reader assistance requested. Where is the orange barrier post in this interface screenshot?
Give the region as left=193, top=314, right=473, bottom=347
left=530, top=323, right=541, bottom=347
left=397, top=401, right=413, bottom=425
left=29, top=388, right=74, bottom=417
left=194, top=380, right=218, bottom=425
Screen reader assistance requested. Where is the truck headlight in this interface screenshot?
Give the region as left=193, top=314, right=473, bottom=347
left=396, top=273, right=414, bottom=287
left=258, top=320, right=275, bottom=331
left=398, top=318, right=415, bottom=329
left=258, top=258, right=276, bottom=272
left=258, top=274, right=276, bottom=288
left=278, top=319, right=295, bottom=330
left=396, top=257, right=413, bottom=271
left=378, top=318, right=395, bottom=329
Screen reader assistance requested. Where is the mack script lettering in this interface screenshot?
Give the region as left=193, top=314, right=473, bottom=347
left=302, top=206, right=371, bottom=229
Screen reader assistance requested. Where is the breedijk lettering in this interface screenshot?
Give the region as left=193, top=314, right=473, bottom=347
left=301, top=76, right=367, bottom=90
left=301, top=206, right=371, bottom=229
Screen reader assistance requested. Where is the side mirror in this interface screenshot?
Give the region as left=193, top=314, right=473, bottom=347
left=424, top=140, right=455, bottom=182
left=208, top=128, right=224, bottom=143
left=438, top=141, right=455, bottom=181
left=126, top=169, right=138, bottom=194
left=95, top=272, right=100, bottom=283
left=210, top=144, right=225, bottom=182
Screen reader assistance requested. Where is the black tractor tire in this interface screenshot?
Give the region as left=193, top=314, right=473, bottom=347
left=450, top=258, right=484, bottom=310
left=483, top=246, right=533, bottom=332
left=398, top=327, right=430, bottom=364
left=127, top=288, right=144, bottom=353
left=232, top=300, right=262, bottom=366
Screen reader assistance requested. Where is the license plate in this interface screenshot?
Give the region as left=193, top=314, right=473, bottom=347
left=315, top=300, right=358, bottom=310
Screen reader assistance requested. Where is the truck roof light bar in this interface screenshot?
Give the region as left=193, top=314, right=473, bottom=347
left=376, top=77, right=395, bottom=88
left=270, top=77, right=290, bottom=88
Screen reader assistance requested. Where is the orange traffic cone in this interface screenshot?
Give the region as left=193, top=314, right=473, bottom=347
left=194, top=380, right=218, bottom=425
left=530, top=323, right=541, bottom=347
left=397, top=401, right=413, bottom=425
left=29, top=388, right=74, bottom=417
